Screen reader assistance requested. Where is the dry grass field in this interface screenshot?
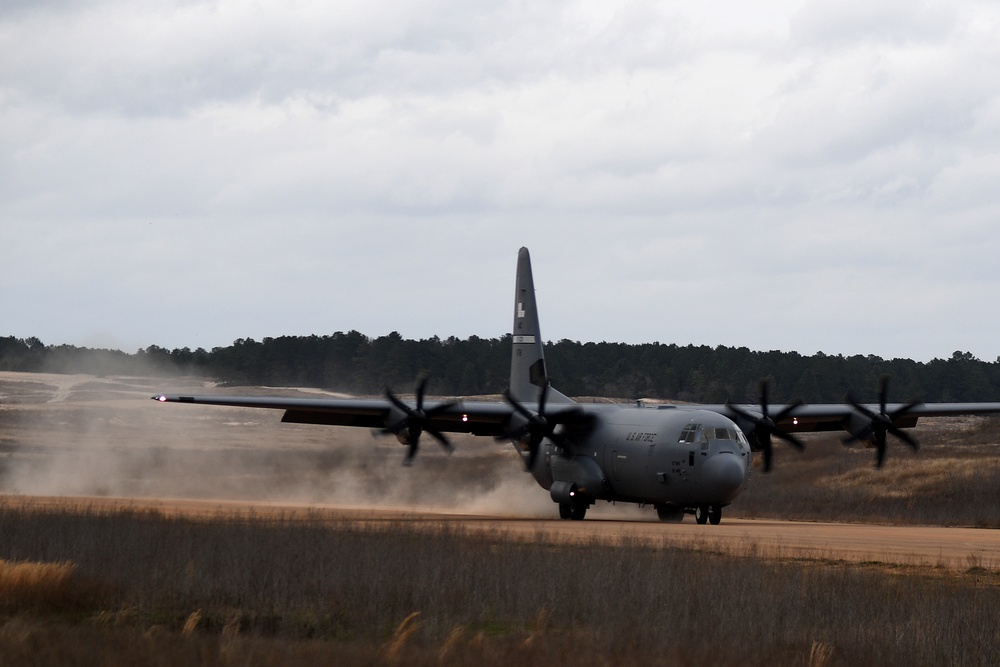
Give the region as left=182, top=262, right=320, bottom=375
left=1, top=502, right=999, bottom=666
left=2, top=371, right=1000, bottom=665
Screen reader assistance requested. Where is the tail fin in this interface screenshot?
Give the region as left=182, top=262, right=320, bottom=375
left=509, top=247, right=574, bottom=404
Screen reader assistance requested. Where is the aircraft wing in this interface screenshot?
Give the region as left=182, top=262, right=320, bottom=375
left=708, top=402, right=1000, bottom=432
left=152, top=393, right=525, bottom=438
left=155, top=393, right=1000, bottom=436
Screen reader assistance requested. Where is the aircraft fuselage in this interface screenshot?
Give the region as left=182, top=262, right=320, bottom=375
left=529, top=406, right=752, bottom=516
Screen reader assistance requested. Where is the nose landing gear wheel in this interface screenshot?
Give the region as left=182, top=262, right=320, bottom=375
left=695, top=506, right=709, bottom=525
left=559, top=502, right=588, bottom=521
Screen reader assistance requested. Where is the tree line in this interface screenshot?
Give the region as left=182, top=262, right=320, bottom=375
left=2, top=333, right=1000, bottom=403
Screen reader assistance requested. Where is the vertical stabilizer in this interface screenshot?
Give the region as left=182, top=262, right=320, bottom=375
left=509, top=248, right=574, bottom=404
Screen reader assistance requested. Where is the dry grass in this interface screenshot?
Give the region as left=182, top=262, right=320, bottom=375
left=3, top=374, right=1000, bottom=662
left=0, top=501, right=998, bottom=666
left=0, top=559, right=109, bottom=616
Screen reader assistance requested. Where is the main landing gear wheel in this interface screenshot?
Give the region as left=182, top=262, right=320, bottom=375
left=708, top=504, right=722, bottom=525
left=656, top=504, right=684, bottom=522
left=559, top=503, right=588, bottom=521
left=695, top=506, right=709, bottom=525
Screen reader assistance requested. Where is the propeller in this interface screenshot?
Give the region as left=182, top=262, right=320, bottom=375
left=382, top=376, right=457, bottom=466
left=843, top=376, right=922, bottom=468
left=726, top=380, right=805, bottom=472
left=501, top=382, right=575, bottom=472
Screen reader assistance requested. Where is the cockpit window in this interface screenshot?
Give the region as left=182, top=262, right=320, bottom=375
left=705, top=427, right=741, bottom=442
left=679, top=424, right=700, bottom=444
left=680, top=423, right=748, bottom=447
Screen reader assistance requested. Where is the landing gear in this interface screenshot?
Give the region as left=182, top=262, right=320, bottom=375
left=695, top=504, right=722, bottom=525
left=655, top=504, right=684, bottom=522
left=708, top=504, right=722, bottom=525
left=559, top=502, right=588, bottom=521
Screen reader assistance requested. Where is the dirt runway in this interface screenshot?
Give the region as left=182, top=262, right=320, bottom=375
left=8, top=494, right=999, bottom=571
left=4, top=371, right=1000, bottom=573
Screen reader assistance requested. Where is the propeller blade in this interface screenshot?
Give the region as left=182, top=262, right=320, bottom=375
left=773, top=429, right=806, bottom=452
left=381, top=422, right=403, bottom=437
left=385, top=388, right=411, bottom=415
left=842, top=429, right=867, bottom=446
left=893, top=400, right=922, bottom=421
left=759, top=381, right=770, bottom=421
left=843, top=378, right=923, bottom=467
left=501, top=382, right=570, bottom=472
left=382, top=378, right=455, bottom=465
left=874, top=433, right=887, bottom=468
left=888, top=425, right=919, bottom=452
left=724, top=402, right=756, bottom=424
left=426, top=427, right=454, bottom=453
left=726, top=381, right=804, bottom=472
left=403, top=435, right=420, bottom=467
left=415, top=376, right=428, bottom=411
left=503, top=389, right=537, bottom=421
left=844, top=393, right=877, bottom=420
left=526, top=442, right=541, bottom=471
left=773, top=399, right=805, bottom=423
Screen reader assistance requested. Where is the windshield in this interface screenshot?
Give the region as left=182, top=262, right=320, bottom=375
left=679, top=423, right=749, bottom=448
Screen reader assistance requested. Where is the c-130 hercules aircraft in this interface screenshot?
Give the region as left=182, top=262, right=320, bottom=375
left=155, top=247, right=1000, bottom=524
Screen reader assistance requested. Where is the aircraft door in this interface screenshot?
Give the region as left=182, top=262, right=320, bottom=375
left=611, top=450, right=624, bottom=481
left=603, top=446, right=629, bottom=492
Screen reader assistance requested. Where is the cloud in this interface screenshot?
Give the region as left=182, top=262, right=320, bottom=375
left=2, top=1, right=1000, bottom=362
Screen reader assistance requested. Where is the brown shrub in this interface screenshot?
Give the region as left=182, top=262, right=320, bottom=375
left=0, top=559, right=109, bottom=615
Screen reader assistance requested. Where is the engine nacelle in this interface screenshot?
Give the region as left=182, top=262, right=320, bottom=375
left=549, top=480, right=580, bottom=504
left=550, top=454, right=607, bottom=499
left=842, top=413, right=876, bottom=448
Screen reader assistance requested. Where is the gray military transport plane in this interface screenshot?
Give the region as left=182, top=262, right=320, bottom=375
left=154, top=247, right=1000, bottom=524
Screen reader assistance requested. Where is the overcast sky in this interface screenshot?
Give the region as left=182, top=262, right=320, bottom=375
left=3, top=0, right=1000, bottom=363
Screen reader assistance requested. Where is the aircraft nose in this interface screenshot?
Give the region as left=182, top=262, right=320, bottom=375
left=702, top=453, right=747, bottom=502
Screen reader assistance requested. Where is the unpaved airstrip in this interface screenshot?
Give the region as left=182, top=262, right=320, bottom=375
left=2, top=370, right=999, bottom=572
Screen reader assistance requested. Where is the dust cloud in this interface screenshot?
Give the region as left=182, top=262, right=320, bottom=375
left=0, top=372, right=558, bottom=518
